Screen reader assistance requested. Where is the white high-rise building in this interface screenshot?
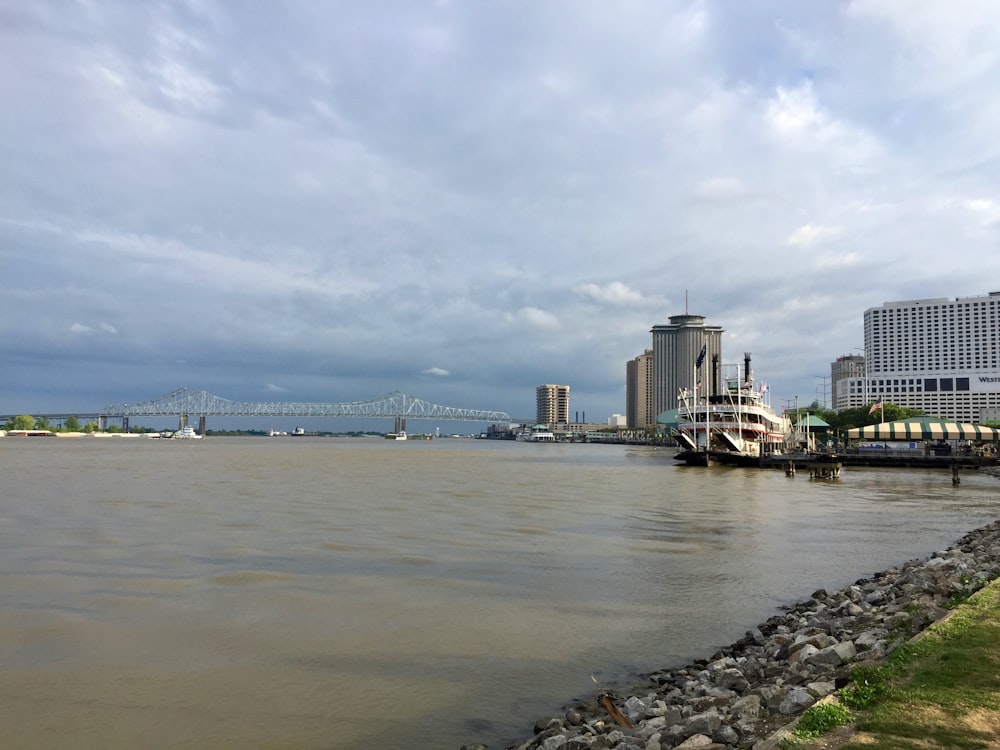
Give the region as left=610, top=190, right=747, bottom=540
left=835, top=292, right=1000, bottom=421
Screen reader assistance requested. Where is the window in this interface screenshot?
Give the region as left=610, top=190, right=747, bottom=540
left=924, top=379, right=937, bottom=392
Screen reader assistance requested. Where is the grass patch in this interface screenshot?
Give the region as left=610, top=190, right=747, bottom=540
left=792, top=702, right=853, bottom=739
left=837, top=663, right=893, bottom=710
left=833, top=579, right=1000, bottom=749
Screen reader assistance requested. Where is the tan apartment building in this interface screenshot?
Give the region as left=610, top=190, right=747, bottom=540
left=536, top=384, right=570, bottom=426
left=626, top=348, right=655, bottom=429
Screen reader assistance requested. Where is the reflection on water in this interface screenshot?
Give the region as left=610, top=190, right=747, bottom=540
left=1, top=438, right=997, bottom=749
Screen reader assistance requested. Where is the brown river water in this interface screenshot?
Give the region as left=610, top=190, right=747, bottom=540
left=1, top=436, right=997, bottom=749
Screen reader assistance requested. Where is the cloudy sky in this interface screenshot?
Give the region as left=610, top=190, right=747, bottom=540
left=3, top=1, right=1000, bottom=423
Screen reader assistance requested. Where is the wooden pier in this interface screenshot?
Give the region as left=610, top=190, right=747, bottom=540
left=760, top=451, right=998, bottom=471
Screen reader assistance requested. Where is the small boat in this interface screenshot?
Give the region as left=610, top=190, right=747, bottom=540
left=517, top=425, right=557, bottom=442
left=171, top=425, right=203, bottom=440
left=385, top=431, right=408, bottom=440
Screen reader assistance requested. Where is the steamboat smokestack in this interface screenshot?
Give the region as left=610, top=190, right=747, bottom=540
left=744, top=352, right=752, bottom=385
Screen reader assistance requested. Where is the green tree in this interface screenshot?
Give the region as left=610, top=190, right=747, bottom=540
left=83, top=421, right=99, bottom=433
left=11, top=415, right=36, bottom=430
left=813, top=402, right=925, bottom=441
left=64, top=416, right=81, bottom=431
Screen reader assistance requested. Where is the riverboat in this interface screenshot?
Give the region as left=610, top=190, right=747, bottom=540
left=674, top=354, right=790, bottom=466
left=171, top=425, right=203, bottom=440
left=517, top=425, right=557, bottom=442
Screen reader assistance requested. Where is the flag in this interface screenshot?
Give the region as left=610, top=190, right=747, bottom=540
left=695, top=344, right=707, bottom=368
left=868, top=401, right=882, bottom=415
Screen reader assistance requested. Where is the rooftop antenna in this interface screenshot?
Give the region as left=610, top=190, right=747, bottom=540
left=685, top=289, right=688, bottom=314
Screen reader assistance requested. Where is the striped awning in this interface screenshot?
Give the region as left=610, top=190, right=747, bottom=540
left=846, top=419, right=1000, bottom=441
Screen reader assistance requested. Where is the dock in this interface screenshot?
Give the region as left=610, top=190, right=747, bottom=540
left=760, top=451, right=998, bottom=470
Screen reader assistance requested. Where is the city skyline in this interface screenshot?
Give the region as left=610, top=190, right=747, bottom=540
left=4, top=3, right=1000, bottom=420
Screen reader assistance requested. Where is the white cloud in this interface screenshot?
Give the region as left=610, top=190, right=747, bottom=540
left=846, top=0, right=1000, bottom=82
left=764, top=81, right=881, bottom=169
left=575, top=282, right=648, bottom=306
left=786, top=224, right=840, bottom=248
left=965, top=199, right=1000, bottom=226
left=815, top=252, right=861, bottom=269
left=4, top=1, right=1000, bottom=420
left=69, top=322, right=118, bottom=336
left=767, top=84, right=827, bottom=136
left=509, top=307, right=561, bottom=333
left=691, top=177, right=745, bottom=201
left=151, top=60, right=221, bottom=111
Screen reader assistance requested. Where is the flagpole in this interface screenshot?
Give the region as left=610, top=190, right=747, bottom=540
left=701, top=356, right=706, bottom=455
left=695, top=342, right=707, bottom=455
left=691, top=355, right=698, bottom=451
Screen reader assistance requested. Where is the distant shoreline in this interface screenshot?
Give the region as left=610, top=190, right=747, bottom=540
left=1, top=430, right=145, bottom=438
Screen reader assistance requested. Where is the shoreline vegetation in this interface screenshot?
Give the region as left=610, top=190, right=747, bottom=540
left=781, top=577, right=1000, bottom=749
left=483, top=490, right=1000, bottom=750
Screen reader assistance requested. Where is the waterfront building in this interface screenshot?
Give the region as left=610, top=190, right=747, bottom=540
left=835, top=292, right=1000, bottom=421
left=536, top=384, right=570, bottom=427
left=830, top=354, right=865, bottom=409
left=650, top=314, right=723, bottom=415
left=625, top=348, right=655, bottom=429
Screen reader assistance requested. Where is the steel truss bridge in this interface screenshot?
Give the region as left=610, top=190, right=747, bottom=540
left=101, top=388, right=511, bottom=427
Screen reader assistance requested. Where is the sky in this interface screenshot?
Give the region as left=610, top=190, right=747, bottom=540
left=3, top=1, right=1000, bottom=426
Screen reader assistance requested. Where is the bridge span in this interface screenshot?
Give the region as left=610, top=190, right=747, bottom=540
left=99, top=388, right=512, bottom=431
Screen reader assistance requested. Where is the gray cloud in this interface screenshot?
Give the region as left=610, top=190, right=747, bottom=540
left=3, top=1, right=1000, bottom=419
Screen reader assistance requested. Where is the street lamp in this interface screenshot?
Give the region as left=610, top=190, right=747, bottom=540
left=816, top=375, right=830, bottom=409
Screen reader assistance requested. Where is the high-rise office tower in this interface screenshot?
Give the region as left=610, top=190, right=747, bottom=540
left=650, top=314, right=723, bottom=415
